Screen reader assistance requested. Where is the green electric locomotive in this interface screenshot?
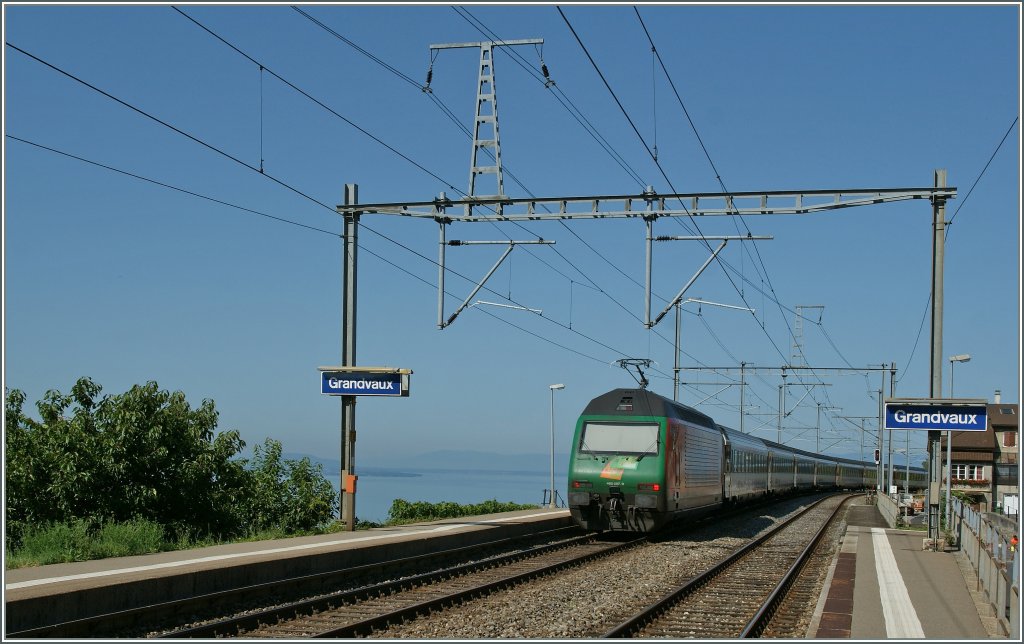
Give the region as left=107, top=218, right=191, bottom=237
left=567, top=388, right=724, bottom=532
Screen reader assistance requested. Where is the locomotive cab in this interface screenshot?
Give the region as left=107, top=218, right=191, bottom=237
left=568, top=419, right=666, bottom=531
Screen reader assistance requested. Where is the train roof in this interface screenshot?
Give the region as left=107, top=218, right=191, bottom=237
left=718, top=424, right=770, bottom=450
left=581, top=388, right=716, bottom=428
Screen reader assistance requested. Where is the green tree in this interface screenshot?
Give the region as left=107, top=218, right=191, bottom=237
left=239, top=438, right=338, bottom=534
left=5, top=378, right=337, bottom=549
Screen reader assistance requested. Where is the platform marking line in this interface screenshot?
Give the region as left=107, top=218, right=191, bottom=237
left=5, top=510, right=566, bottom=591
left=871, top=527, right=925, bottom=638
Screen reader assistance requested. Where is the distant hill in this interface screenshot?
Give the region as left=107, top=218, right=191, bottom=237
left=283, top=449, right=569, bottom=475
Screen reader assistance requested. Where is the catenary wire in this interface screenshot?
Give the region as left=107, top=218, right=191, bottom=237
left=12, top=18, right=888, bottom=432
left=8, top=133, right=618, bottom=367
left=896, top=115, right=1018, bottom=384
left=633, top=8, right=858, bottom=412
left=557, top=7, right=832, bottom=417
left=287, top=4, right=682, bottom=345
left=6, top=135, right=340, bottom=238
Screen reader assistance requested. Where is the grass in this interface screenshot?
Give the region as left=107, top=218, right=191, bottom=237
left=5, top=518, right=164, bottom=568
left=4, top=499, right=539, bottom=569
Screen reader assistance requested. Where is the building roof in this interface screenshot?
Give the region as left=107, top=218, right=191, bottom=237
left=939, top=402, right=1017, bottom=454
left=941, top=429, right=996, bottom=451
left=989, top=403, right=1019, bottom=431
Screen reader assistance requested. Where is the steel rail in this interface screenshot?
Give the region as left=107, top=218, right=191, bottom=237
left=162, top=531, right=628, bottom=638
left=738, top=496, right=849, bottom=637
left=315, top=536, right=646, bottom=638
left=7, top=525, right=582, bottom=639
left=601, top=494, right=847, bottom=638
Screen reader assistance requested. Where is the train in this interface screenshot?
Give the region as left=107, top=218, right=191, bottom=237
left=567, top=388, right=927, bottom=532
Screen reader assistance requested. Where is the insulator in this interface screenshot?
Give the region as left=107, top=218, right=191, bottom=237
left=541, top=63, right=550, bottom=79
left=426, top=68, right=433, bottom=85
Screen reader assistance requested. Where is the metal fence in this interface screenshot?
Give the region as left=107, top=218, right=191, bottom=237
left=951, top=496, right=1019, bottom=638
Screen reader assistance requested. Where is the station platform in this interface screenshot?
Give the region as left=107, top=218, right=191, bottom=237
left=3, top=508, right=573, bottom=634
left=810, top=500, right=1003, bottom=639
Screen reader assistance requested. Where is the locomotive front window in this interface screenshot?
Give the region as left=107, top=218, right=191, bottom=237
left=579, top=422, right=659, bottom=456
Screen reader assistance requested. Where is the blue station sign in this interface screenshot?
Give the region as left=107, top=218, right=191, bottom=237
left=320, top=369, right=410, bottom=397
left=884, top=400, right=988, bottom=431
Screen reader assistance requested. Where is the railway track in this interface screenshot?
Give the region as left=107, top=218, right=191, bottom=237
left=9, top=494, right=847, bottom=639
left=5, top=526, right=584, bottom=639
left=603, top=494, right=850, bottom=638
left=163, top=532, right=643, bottom=638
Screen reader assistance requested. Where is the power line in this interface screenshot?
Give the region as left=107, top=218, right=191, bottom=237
left=557, top=8, right=830, bottom=410
left=633, top=7, right=768, bottom=287
left=453, top=6, right=648, bottom=189
left=948, top=116, right=1018, bottom=227
left=11, top=19, right=896, bottom=415
left=895, top=117, right=1017, bottom=385
left=6, top=41, right=335, bottom=215
left=8, top=132, right=623, bottom=369
left=289, top=5, right=685, bottom=353
left=443, top=7, right=666, bottom=307
left=169, top=7, right=462, bottom=195
left=287, top=8, right=650, bottom=325
left=631, top=9, right=860, bottom=412
left=6, top=135, right=341, bottom=238
left=165, top=10, right=704, bottom=381
left=290, top=6, right=422, bottom=90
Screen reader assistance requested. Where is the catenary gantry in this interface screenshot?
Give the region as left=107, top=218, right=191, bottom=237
left=336, top=186, right=956, bottom=221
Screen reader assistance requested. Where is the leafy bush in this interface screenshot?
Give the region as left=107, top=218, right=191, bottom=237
left=387, top=498, right=538, bottom=523
left=4, top=378, right=338, bottom=553
left=238, top=438, right=338, bottom=535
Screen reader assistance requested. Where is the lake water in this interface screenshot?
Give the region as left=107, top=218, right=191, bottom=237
left=327, top=466, right=569, bottom=523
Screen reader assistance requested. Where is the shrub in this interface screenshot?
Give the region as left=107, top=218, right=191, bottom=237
left=386, top=498, right=538, bottom=523
left=5, top=379, right=338, bottom=550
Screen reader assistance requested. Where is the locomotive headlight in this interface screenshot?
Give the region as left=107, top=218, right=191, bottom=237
left=634, top=493, right=658, bottom=509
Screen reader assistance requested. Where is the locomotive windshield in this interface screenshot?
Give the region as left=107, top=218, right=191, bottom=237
left=579, top=422, right=659, bottom=456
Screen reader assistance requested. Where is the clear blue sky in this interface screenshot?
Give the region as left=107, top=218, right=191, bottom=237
left=3, top=2, right=1020, bottom=470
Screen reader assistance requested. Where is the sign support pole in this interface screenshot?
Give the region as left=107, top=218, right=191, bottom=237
left=341, top=184, right=360, bottom=531
left=927, top=169, right=947, bottom=546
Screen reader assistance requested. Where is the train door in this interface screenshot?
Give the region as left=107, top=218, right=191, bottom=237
left=722, top=440, right=732, bottom=502
left=667, top=420, right=682, bottom=510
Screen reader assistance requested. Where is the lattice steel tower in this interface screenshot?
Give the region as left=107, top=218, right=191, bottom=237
left=791, top=305, right=824, bottom=367
left=429, top=38, right=543, bottom=215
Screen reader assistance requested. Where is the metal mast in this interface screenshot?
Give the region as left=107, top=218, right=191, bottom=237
left=792, top=305, right=824, bottom=367
left=429, top=38, right=543, bottom=216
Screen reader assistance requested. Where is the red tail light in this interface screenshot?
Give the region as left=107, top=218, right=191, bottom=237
left=637, top=483, right=661, bottom=492
left=572, top=480, right=593, bottom=489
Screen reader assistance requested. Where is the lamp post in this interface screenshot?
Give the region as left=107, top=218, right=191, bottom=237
left=549, top=384, right=565, bottom=508
left=946, top=354, right=970, bottom=527
left=949, top=354, right=970, bottom=397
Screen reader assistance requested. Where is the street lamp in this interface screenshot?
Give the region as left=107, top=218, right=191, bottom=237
left=949, top=354, right=970, bottom=397
left=549, top=384, right=565, bottom=509
left=946, top=354, right=970, bottom=527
